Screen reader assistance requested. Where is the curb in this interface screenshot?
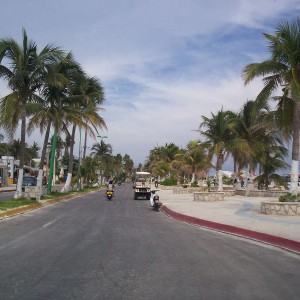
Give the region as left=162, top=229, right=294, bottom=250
left=161, top=205, right=300, bottom=254
left=0, top=189, right=16, bottom=193
left=0, top=190, right=99, bottom=219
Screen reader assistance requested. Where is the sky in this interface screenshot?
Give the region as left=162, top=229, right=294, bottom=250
left=0, top=0, right=300, bottom=169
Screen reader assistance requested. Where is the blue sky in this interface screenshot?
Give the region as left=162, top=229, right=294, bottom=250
left=0, top=0, right=300, bottom=168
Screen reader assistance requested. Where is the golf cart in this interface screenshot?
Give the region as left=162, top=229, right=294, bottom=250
left=134, top=171, right=152, bottom=200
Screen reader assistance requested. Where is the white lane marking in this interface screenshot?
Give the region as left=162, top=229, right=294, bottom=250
left=42, top=220, right=56, bottom=228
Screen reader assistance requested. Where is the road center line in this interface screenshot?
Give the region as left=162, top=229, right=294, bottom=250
left=42, top=220, right=56, bottom=228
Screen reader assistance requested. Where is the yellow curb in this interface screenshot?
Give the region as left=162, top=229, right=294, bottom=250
left=0, top=203, right=42, bottom=218
left=0, top=189, right=102, bottom=219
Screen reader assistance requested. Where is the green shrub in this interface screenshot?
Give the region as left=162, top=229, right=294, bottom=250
left=160, top=178, right=177, bottom=186
left=279, top=193, right=300, bottom=202
left=191, top=181, right=199, bottom=187
left=223, top=177, right=233, bottom=185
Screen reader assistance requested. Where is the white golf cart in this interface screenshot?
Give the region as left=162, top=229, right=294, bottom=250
left=133, top=171, right=152, bottom=200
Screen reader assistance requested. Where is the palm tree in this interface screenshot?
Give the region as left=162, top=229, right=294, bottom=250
left=0, top=29, right=64, bottom=198
left=27, top=53, right=73, bottom=189
left=81, top=156, right=99, bottom=186
left=243, top=18, right=300, bottom=194
left=122, top=154, right=134, bottom=178
left=61, top=70, right=106, bottom=192
left=81, top=76, right=105, bottom=162
left=199, top=109, right=249, bottom=191
left=232, top=100, right=275, bottom=175
left=175, top=140, right=210, bottom=183
left=146, top=143, right=179, bottom=181
left=254, top=145, right=289, bottom=190
left=91, top=140, right=112, bottom=185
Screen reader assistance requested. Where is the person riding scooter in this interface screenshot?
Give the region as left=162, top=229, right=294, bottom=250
left=106, top=180, right=115, bottom=193
left=106, top=180, right=115, bottom=200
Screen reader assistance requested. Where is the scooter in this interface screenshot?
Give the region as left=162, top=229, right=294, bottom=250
left=150, top=190, right=161, bottom=212
left=106, top=190, right=114, bottom=200
left=153, top=195, right=160, bottom=212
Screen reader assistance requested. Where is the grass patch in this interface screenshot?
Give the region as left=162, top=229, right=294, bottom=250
left=0, top=186, right=103, bottom=212
left=0, top=198, right=40, bottom=211
left=41, top=191, right=71, bottom=200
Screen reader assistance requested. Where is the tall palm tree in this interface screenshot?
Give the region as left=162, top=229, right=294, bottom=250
left=254, top=144, right=289, bottom=190
left=199, top=109, right=249, bottom=191
left=232, top=100, right=275, bottom=175
left=91, top=140, right=112, bottom=185
left=27, top=53, right=73, bottom=189
left=243, top=18, right=300, bottom=194
left=61, top=71, right=106, bottom=192
left=0, top=29, right=64, bottom=198
left=146, top=143, right=179, bottom=180
left=175, top=140, right=210, bottom=183
left=81, top=76, right=105, bottom=162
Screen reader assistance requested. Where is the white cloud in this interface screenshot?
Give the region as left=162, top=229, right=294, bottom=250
left=0, top=0, right=299, bottom=166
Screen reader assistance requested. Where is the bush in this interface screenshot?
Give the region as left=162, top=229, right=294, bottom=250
left=279, top=193, right=300, bottom=202
left=223, top=177, right=233, bottom=185
left=160, top=178, right=177, bottom=186
left=191, top=181, right=199, bottom=187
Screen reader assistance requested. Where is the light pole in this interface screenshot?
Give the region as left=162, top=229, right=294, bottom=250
left=97, top=135, right=108, bottom=186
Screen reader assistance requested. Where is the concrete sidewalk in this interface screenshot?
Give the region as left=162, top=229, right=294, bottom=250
left=0, top=185, right=16, bottom=192
left=158, top=189, right=300, bottom=253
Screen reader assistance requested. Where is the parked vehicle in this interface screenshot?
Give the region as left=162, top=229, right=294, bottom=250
left=22, top=176, right=37, bottom=191
left=150, top=190, right=161, bottom=212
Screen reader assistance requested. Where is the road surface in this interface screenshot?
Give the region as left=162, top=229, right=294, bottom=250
left=0, top=184, right=299, bottom=299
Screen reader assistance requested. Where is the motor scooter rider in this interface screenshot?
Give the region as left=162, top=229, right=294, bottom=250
left=107, top=180, right=115, bottom=192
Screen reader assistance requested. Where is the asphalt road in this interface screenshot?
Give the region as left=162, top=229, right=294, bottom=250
left=0, top=184, right=299, bottom=300
left=0, top=190, right=15, bottom=201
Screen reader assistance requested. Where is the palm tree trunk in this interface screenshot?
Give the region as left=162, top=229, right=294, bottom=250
left=14, top=105, right=26, bottom=198
left=216, top=154, right=223, bottom=191
left=82, top=128, right=88, bottom=184
left=61, top=125, right=76, bottom=192
left=290, top=101, right=300, bottom=195
left=37, top=121, right=52, bottom=189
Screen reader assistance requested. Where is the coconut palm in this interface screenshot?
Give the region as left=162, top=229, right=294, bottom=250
left=27, top=53, right=73, bottom=189
left=146, top=143, right=179, bottom=180
left=0, top=29, right=64, bottom=198
left=254, top=144, right=289, bottom=190
left=175, top=139, right=211, bottom=183
left=91, top=140, right=112, bottom=184
left=232, top=100, right=277, bottom=175
left=61, top=70, right=106, bottom=192
left=243, top=18, right=300, bottom=194
left=199, top=109, right=249, bottom=191
left=81, top=156, right=99, bottom=186
left=81, top=76, right=105, bottom=162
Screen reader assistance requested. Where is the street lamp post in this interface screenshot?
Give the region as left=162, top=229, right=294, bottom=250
left=97, top=135, right=108, bottom=186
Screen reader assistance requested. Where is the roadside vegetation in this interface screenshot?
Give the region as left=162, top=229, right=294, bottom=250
left=0, top=185, right=102, bottom=212
left=0, top=198, right=40, bottom=211
left=144, top=18, right=300, bottom=195
left=279, top=193, right=300, bottom=202
left=1, top=18, right=300, bottom=199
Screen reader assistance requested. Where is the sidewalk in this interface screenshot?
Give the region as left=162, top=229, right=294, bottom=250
left=0, top=185, right=16, bottom=192
left=158, top=189, right=300, bottom=253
